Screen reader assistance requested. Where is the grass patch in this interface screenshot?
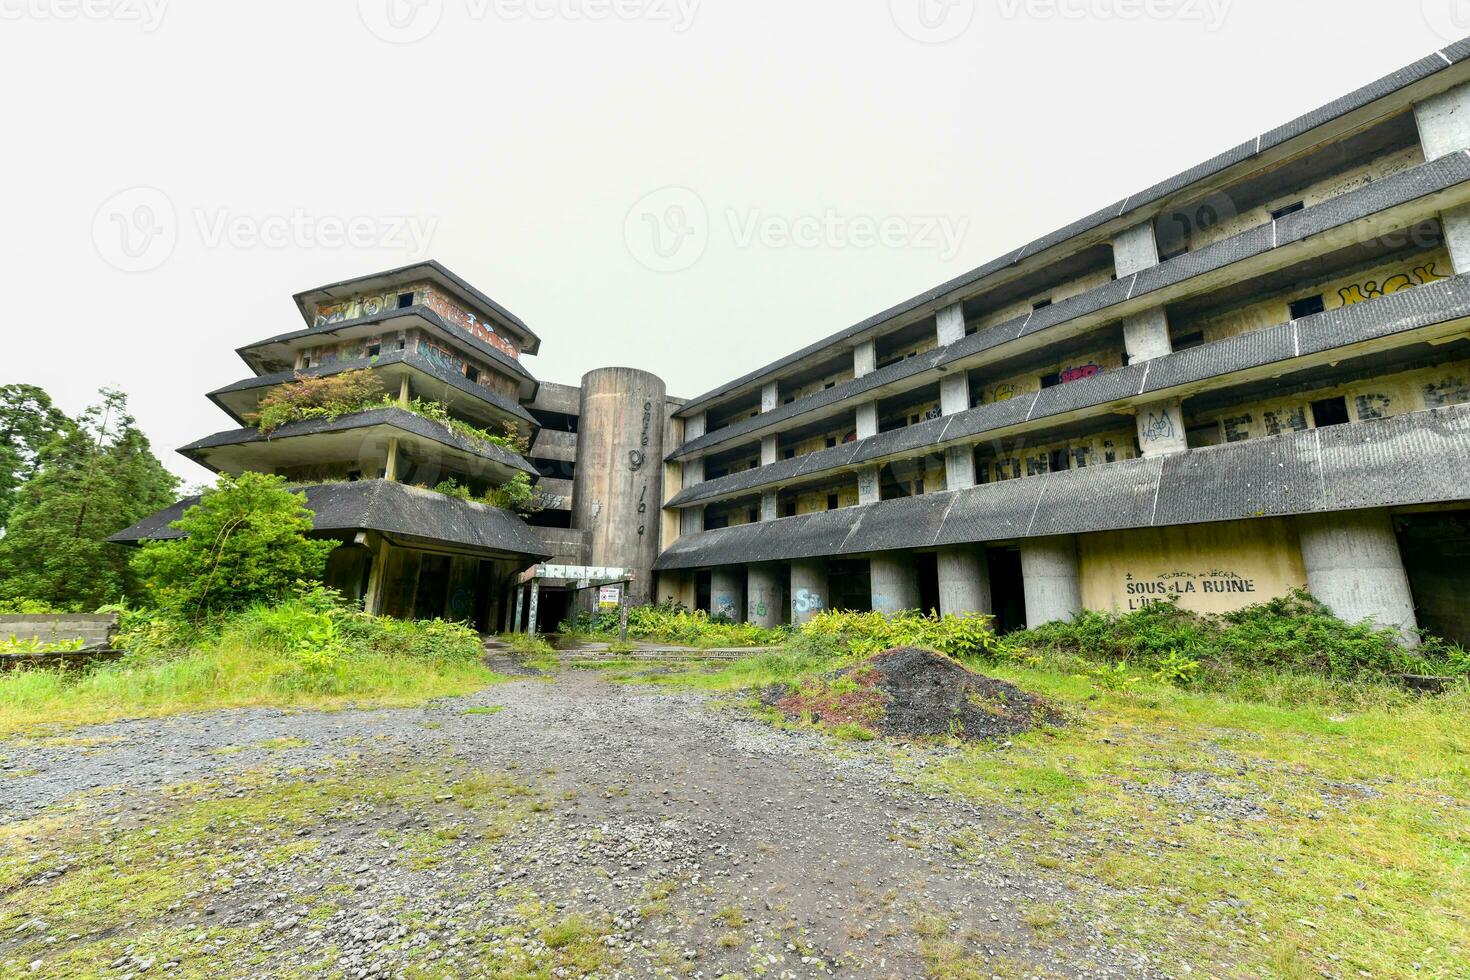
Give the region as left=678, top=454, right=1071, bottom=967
left=462, top=705, right=505, bottom=716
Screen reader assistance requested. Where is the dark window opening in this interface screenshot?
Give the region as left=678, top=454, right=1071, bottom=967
left=1160, top=245, right=1188, bottom=261
left=366, top=343, right=381, bottom=357
left=909, top=414, right=920, bottom=426
left=748, top=508, right=759, bottom=524
left=1289, top=295, right=1326, bottom=319
left=914, top=478, right=924, bottom=495
left=706, top=513, right=730, bottom=530
left=783, top=448, right=796, bottom=460
left=1040, top=372, right=1062, bottom=389
left=1311, top=396, right=1351, bottom=428
left=1187, top=421, right=1224, bottom=448
left=827, top=494, right=839, bottom=511
left=397, top=293, right=415, bottom=309
left=783, top=500, right=797, bottom=518
left=1048, top=449, right=1070, bottom=473
left=1173, top=330, right=1206, bottom=351
left=465, top=366, right=480, bottom=383
left=784, top=396, right=796, bottom=404
left=1271, top=201, right=1305, bottom=220
left=1032, top=299, right=1053, bottom=311
left=347, top=470, right=363, bottom=482
left=824, top=381, right=836, bottom=389
left=396, top=338, right=406, bottom=351
left=825, top=437, right=838, bottom=448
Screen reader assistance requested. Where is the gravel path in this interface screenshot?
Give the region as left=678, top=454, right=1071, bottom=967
left=0, top=672, right=1161, bottom=978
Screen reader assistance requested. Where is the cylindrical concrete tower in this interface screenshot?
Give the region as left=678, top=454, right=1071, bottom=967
left=573, top=368, right=667, bottom=605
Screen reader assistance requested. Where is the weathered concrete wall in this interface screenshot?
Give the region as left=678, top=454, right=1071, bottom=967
left=1078, top=519, right=1308, bottom=616
left=746, top=563, right=784, bottom=628
left=790, top=559, right=829, bottom=625
left=710, top=567, right=745, bottom=621
left=0, top=615, right=117, bottom=648
left=1298, top=510, right=1419, bottom=646
left=937, top=546, right=991, bottom=616
left=573, top=368, right=668, bottom=604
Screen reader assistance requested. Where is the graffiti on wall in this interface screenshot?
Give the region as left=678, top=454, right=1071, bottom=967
left=1355, top=394, right=1392, bottom=421
left=632, top=400, right=653, bottom=539
left=416, top=338, right=465, bottom=374
left=1124, top=570, right=1258, bottom=611
left=793, top=588, right=825, bottom=616
left=1337, top=262, right=1449, bottom=307
left=985, top=382, right=1025, bottom=403
left=1264, top=407, right=1309, bottom=436
left=315, top=290, right=412, bottom=326
left=1424, top=376, right=1470, bottom=408
left=1060, top=363, right=1101, bottom=384
left=423, top=288, right=521, bottom=360
left=1140, top=409, right=1177, bottom=444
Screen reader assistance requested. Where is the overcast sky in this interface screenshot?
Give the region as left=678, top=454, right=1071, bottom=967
left=2, top=0, right=1462, bottom=482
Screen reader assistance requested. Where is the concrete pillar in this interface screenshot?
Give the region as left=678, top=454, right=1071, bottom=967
left=1298, top=510, right=1419, bottom=647
left=854, top=340, right=877, bottom=379
left=761, top=490, right=778, bottom=522
left=790, top=558, right=829, bottom=625
left=710, top=567, right=745, bottom=622
left=856, top=401, right=878, bottom=440
left=685, top=412, right=707, bottom=441
left=761, top=382, right=780, bottom=413
left=1135, top=398, right=1188, bottom=457
left=574, top=367, right=669, bottom=605
left=870, top=552, right=921, bottom=614
left=937, top=546, right=992, bottom=617
left=936, top=302, right=966, bottom=346
left=680, top=455, right=705, bottom=535
left=527, top=580, right=541, bottom=637
left=1440, top=203, right=1470, bottom=274
left=1113, top=221, right=1160, bottom=277
left=761, top=434, right=778, bottom=466
left=858, top=465, right=881, bottom=505
left=398, top=374, right=411, bottom=407
left=1021, top=536, right=1082, bottom=627
left=746, top=563, right=783, bottom=628
left=512, top=584, right=526, bottom=634
left=1123, top=308, right=1173, bottom=364
left=384, top=437, right=401, bottom=482
left=1415, top=80, right=1470, bottom=161
left=945, top=445, right=977, bottom=490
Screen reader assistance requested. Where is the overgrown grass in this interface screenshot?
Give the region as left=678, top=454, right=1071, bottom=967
left=0, top=597, right=499, bottom=737
left=562, top=603, right=787, bottom=649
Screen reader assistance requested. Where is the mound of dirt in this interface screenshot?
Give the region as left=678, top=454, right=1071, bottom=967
left=766, top=647, right=1059, bottom=741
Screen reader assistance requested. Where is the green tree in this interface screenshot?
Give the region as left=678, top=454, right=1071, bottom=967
left=0, top=389, right=177, bottom=609
left=0, top=384, right=75, bottom=532
left=130, top=471, right=337, bottom=617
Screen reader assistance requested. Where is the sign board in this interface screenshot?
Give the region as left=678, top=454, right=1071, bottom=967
left=598, top=586, right=622, bottom=609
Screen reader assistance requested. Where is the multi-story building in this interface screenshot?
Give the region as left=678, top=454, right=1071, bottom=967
left=115, top=40, right=1470, bottom=648
left=652, top=39, right=1470, bottom=648
left=111, top=262, right=680, bottom=634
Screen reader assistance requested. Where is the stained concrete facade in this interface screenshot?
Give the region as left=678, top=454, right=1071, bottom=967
left=653, top=42, right=1470, bottom=646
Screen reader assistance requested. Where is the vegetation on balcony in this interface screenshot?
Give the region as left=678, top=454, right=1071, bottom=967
left=251, top=370, right=529, bottom=454
left=431, top=474, right=543, bottom=516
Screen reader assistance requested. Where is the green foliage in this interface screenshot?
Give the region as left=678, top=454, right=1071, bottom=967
left=1017, top=590, right=1470, bottom=687
left=250, top=373, right=529, bottom=456
left=432, top=473, right=543, bottom=517
left=564, top=602, right=788, bottom=649
left=800, top=609, right=1016, bottom=661
left=0, top=383, right=75, bottom=532
left=0, top=635, right=86, bottom=654
left=0, top=388, right=177, bottom=610
left=0, top=597, right=71, bottom=614
left=130, top=472, right=337, bottom=618
left=251, top=370, right=387, bottom=434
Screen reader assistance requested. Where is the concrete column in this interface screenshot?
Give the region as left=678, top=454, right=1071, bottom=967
left=384, top=437, right=401, bottom=482
left=1440, top=202, right=1470, bottom=274
left=858, top=465, right=881, bottom=505
left=680, top=456, right=705, bottom=535
left=945, top=445, right=976, bottom=490
left=761, top=490, right=778, bottom=522
left=790, top=559, right=829, bottom=625
left=940, top=370, right=970, bottom=416
left=527, top=580, right=541, bottom=637
left=710, top=567, right=745, bottom=622
left=1123, top=308, right=1173, bottom=364
left=856, top=401, right=878, bottom=440
left=870, top=552, right=922, bottom=614
left=936, top=302, right=966, bottom=346
left=937, top=546, right=992, bottom=617
left=746, top=563, right=783, bottom=628
left=854, top=340, right=877, bottom=379
left=398, top=374, right=411, bottom=407
left=1021, top=536, right=1082, bottom=627
left=761, top=434, right=778, bottom=466
left=761, top=382, right=780, bottom=413
left=1414, top=80, right=1470, bottom=161
left=1298, top=510, right=1419, bottom=647
left=1135, top=398, right=1188, bottom=457
left=1113, top=221, right=1160, bottom=277
left=685, top=412, right=707, bottom=441
left=512, top=585, right=526, bottom=634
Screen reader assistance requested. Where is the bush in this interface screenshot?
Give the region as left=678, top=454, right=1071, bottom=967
left=130, top=473, right=338, bottom=618
left=1016, top=589, right=1470, bottom=686
left=800, top=609, right=1016, bottom=662
left=251, top=370, right=387, bottom=434
left=564, top=603, right=787, bottom=649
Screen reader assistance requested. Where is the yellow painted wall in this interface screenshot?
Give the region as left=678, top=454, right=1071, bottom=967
left=969, top=268, right=1117, bottom=333
left=1180, top=248, right=1452, bottom=346
left=976, top=344, right=1127, bottom=406
left=793, top=422, right=858, bottom=458
left=796, top=481, right=860, bottom=515
left=987, top=426, right=1137, bottom=483
left=784, top=367, right=855, bottom=403
left=1188, top=144, right=1424, bottom=251
left=1079, top=519, right=1308, bottom=615
left=1187, top=357, right=1470, bottom=444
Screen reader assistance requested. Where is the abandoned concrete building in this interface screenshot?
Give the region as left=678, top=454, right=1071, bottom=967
left=116, top=40, right=1470, bottom=645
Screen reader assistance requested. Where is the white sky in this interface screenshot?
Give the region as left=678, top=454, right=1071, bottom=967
left=1, top=0, right=1462, bottom=482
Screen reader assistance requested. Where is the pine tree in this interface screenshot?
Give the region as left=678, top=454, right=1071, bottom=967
left=0, top=384, right=75, bottom=533
left=0, top=389, right=178, bottom=609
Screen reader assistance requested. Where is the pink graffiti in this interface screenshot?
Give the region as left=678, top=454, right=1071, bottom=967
left=1060, top=363, right=1101, bottom=384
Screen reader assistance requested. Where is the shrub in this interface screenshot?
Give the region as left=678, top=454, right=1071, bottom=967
left=433, top=474, right=544, bottom=517
left=564, top=603, right=787, bottom=649
left=801, top=609, right=1015, bottom=662
left=252, top=370, right=386, bottom=434
left=130, top=473, right=338, bottom=618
